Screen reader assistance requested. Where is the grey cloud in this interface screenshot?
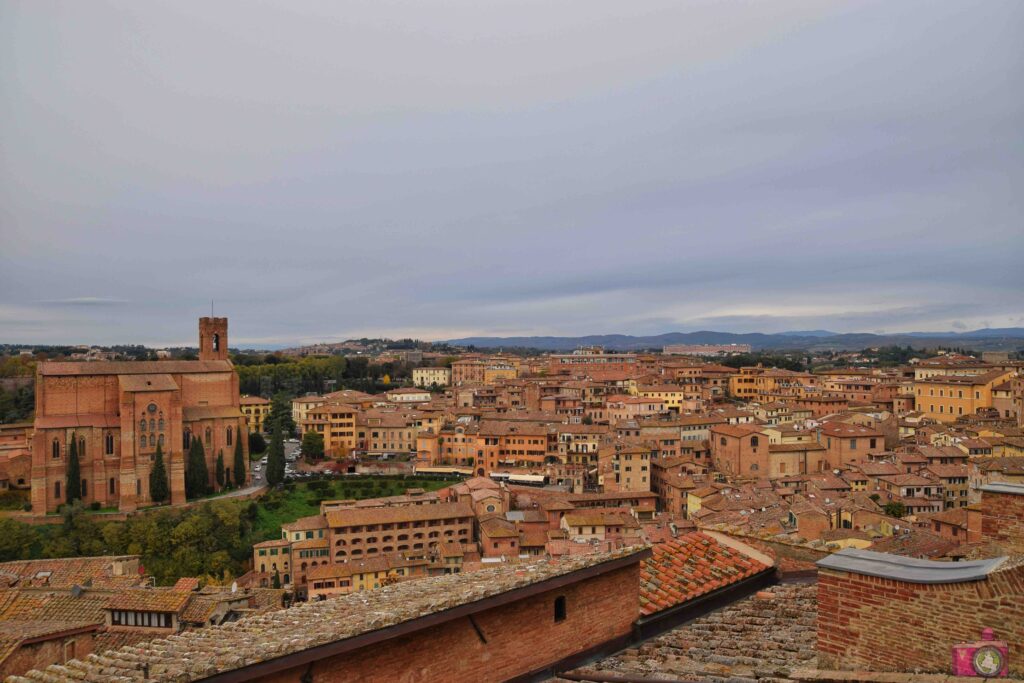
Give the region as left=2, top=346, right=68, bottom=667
left=0, top=0, right=1022, bottom=345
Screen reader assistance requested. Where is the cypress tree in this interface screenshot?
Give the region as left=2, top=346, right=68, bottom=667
left=149, top=442, right=169, bottom=504
left=233, top=434, right=246, bottom=488
left=186, top=439, right=210, bottom=499
left=65, top=433, right=81, bottom=503
left=216, top=450, right=225, bottom=489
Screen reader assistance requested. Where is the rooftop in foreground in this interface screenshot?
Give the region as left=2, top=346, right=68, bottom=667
left=560, top=582, right=817, bottom=682
left=10, top=546, right=648, bottom=683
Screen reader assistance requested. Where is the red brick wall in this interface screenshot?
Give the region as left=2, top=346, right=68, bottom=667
left=0, top=632, right=95, bottom=679
left=256, top=563, right=639, bottom=683
left=817, top=561, right=1024, bottom=675
left=980, top=490, right=1024, bottom=554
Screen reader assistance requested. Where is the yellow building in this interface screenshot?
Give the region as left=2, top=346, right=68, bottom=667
left=914, top=369, right=1015, bottom=423
left=412, top=366, right=452, bottom=388
left=483, top=363, right=517, bottom=384
left=303, top=401, right=359, bottom=456
left=634, top=385, right=687, bottom=413
left=292, top=394, right=326, bottom=430
left=728, top=366, right=816, bottom=401
left=240, top=395, right=272, bottom=432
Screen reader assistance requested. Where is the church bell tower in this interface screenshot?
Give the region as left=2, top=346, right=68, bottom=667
left=199, top=317, right=229, bottom=361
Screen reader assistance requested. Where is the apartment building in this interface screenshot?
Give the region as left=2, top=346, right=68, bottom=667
left=914, top=369, right=1016, bottom=423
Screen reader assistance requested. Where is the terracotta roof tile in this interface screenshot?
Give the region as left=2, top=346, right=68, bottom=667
left=638, top=532, right=770, bottom=616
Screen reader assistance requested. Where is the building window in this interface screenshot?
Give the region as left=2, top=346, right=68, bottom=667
left=79, top=438, right=86, bottom=457
left=750, top=436, right=759, bottom=448
left=52, top=439, right=60, bottom=459
left=81, top=479, right=87, bottom=497
left=109, top=478, right=116, bottom=495
left=227, top=427, right=233, bottom=446
left=205, top=428, right=212, bottom=445
left=140, top=435, right=146, bottom=448
left=55, top=481, right=61, bottom=499
left=140, top=419, right=147, bottom=432
left=106, top=433, right=114, bottom=455
left=183, top=431, right=191, bottom=449
left=554, top=595, right=567, bottom=622
left=158, top=434, right=165, bottom=446
left=158, top=418, right=165, bottom=431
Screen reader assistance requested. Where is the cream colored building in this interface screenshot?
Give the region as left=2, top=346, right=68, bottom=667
left=412, top=367, right=452, bottom=388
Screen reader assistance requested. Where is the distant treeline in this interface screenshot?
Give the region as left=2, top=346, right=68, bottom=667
left=232, top=353, right=421, bottom=397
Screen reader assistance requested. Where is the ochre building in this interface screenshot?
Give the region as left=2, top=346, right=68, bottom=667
left=30, top=318, right=248, bottom=513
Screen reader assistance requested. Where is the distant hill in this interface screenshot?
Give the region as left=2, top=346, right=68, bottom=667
left=444, top=328, right=1024, bottom=352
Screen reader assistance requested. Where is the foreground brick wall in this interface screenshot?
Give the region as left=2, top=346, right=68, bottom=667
left=980, top=489, right=1024, bottom=554
left=257, top=563, right=640, bottom=683
left=817, top=559, right=1024, bottom=675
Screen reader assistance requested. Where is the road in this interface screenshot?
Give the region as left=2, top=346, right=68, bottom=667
left=246, top=439, right=301, bottom=489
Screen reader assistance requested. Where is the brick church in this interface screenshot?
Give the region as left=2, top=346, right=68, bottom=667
left=30, top=318, right=249, bottom=513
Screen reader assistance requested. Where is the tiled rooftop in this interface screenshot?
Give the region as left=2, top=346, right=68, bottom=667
left=11, top=546, right=647, bottom=683
left=640, top=533, right=770, bottom=616
left=563, top=582, right=817, bottom=682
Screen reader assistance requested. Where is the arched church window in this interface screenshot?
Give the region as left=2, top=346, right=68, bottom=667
left=158, top=434, right=165, bottom=446
left=140, top=435, right=146, bottom=448
left=158, top=418, right=164, bottom=431
left=227, top=427, right=233, bottom=446
left=205, top=428, right=212, bottom=445
left=213, top=333, right=220, bottom=351
left=52, top=439, right=60, bottom=459
left=140, top=419, right=147, bottom=432
left=149, top=434, right=155, bottom=447
left=105, top=433, right=114, bottom=455
left=149, top=419, right=155, bottom=432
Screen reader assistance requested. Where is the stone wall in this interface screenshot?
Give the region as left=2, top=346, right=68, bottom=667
left=255, top=563, right=640, bottom=683
left=817, top=558, right=1024, bottom=675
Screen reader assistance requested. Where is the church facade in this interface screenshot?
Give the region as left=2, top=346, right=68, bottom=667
left=30, top=317, right=249, bottom=513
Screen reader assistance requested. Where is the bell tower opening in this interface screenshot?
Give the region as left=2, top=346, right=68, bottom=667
left=199, top=317, right=229, bottom=361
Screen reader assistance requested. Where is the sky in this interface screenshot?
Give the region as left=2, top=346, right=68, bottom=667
left=1, top=0, right=1022, bottom=348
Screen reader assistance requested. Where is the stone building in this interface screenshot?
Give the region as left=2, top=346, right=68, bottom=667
left=30, top=318, right=248, bottom=512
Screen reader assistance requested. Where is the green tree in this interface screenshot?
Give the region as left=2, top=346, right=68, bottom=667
left=65, top=433, right=82, bottom=504
left=186, top=439, right=210, bottom=499
left=883, top=501, right=907, bottom=518
left=149, top=442, right=169, bottom=504
left=248, top=431, right=267, bottom=455
left=216, top=450, right=225, bottom=489
left=267, top=393, right=296, bottom=437
left=272, top=568, right=281, bottom=589
left=233, top=436, right=246, bottom=488
left=301, top=430, right=324, bottom=461
left=266, top=422, right=285, bottom=486
left=0, top=518, right=37, bottom=561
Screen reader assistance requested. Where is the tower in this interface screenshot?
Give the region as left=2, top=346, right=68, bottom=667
left=199, top=317, right=229, bottom=361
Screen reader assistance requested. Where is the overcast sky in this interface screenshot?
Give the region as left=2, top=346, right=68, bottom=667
left=1, top=0, right=1022, bottom=347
